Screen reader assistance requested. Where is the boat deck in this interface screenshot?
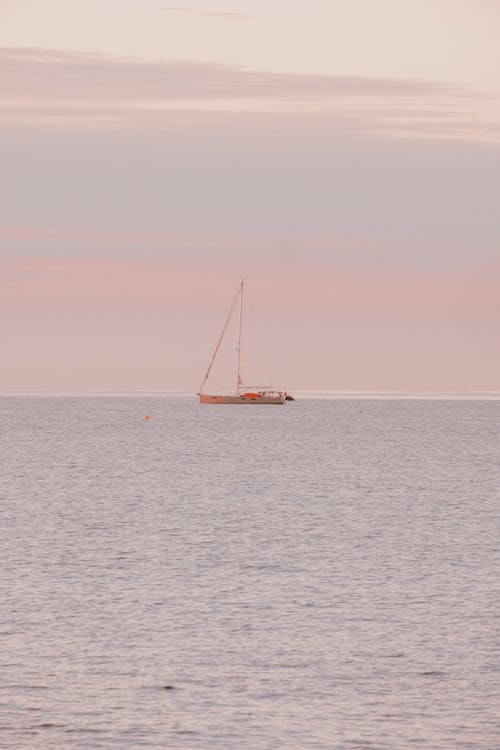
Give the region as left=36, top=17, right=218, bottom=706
left=199, top=394, right=284, bottom=405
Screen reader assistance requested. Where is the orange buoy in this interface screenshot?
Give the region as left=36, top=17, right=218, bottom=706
left=145, top=415, right=150, bottom=421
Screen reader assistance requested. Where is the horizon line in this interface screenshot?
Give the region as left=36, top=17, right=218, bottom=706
left=1, top=389, right=499, bottom=400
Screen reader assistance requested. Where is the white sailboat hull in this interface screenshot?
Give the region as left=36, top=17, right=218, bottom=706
left=199, top=394, right=284, bottom=405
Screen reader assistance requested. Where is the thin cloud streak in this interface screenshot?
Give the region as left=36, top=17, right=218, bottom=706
left=2, top=225, right=498, bottom=274
left=1, top=257, right=498, bottom=321
left=1, top=46, right=495, bottom=141
left=154, top=5, right=255, bottom=19
left=0, top=47, right=455, bottom=99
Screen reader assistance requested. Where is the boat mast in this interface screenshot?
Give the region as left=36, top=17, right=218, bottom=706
left=198, top=284, right=241, bottom=395
left=236, top=278, right=244, bottom=393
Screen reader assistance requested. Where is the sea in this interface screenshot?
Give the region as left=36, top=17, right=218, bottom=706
left=1, top=395, right=498, bottom=749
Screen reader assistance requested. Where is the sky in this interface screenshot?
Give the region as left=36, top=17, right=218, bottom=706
left=0, top=0, right=499, bottom=392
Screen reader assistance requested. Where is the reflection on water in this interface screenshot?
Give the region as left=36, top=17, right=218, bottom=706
left=1, top=397, right=498, bottom=749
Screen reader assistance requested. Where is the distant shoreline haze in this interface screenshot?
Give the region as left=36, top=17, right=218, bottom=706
left=1, top=392, right=500, bottom=401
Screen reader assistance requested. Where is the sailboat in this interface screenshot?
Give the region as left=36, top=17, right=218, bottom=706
left=198, top=279, right=293, bottom=404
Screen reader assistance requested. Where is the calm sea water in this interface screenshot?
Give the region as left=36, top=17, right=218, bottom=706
left=1, top=396, right=498, bottom=749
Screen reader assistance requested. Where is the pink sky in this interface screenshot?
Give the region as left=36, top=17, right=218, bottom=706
left=0, top=1, right=499, bottom=391
left=1, top=255, right=498, bottom=392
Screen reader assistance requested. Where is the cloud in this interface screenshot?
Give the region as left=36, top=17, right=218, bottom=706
left=0, top=46, right=452, bottom=101
left=1, top=46, right=496, bottom=141
left=154, top=5, right=255, bottom=18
